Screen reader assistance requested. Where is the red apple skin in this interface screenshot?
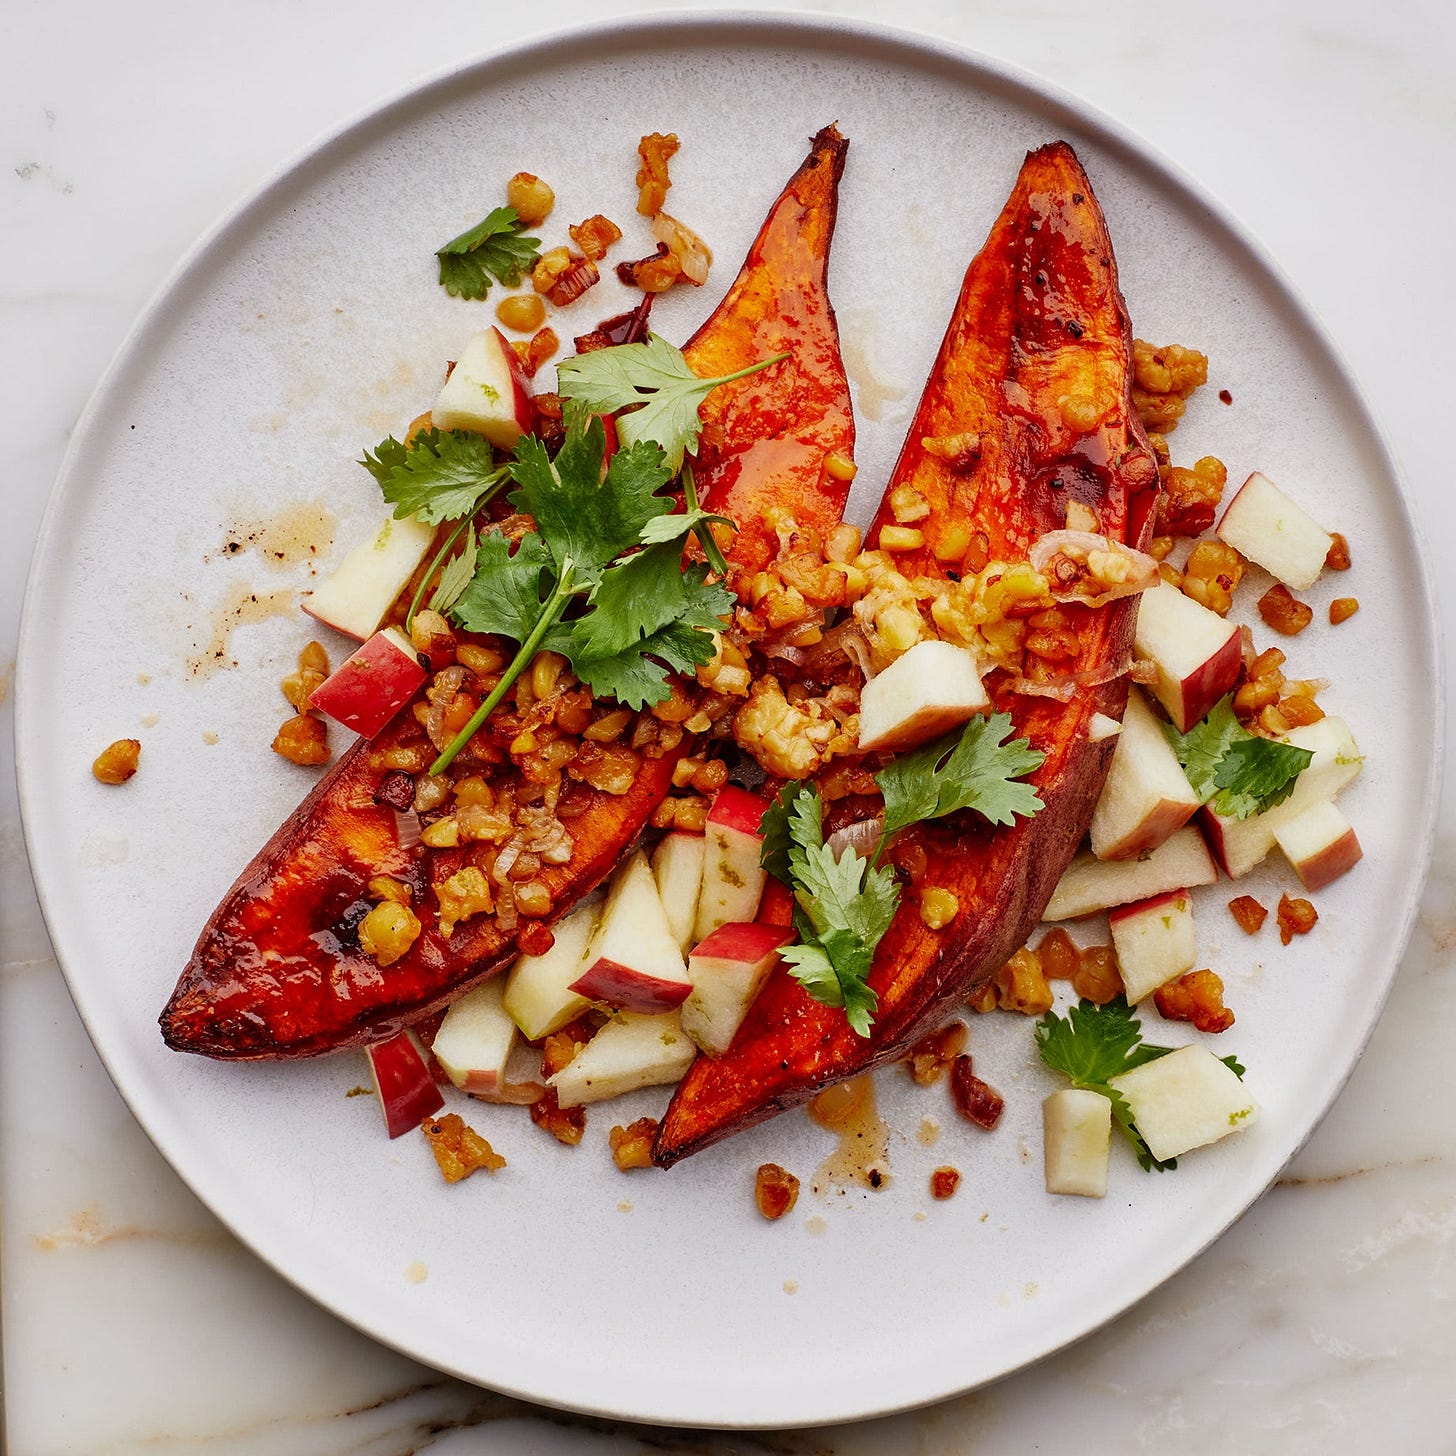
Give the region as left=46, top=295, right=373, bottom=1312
left=1292, top=829, right=1362, bottom=890
left=1172, top=627, right=1243, bottom=732
left=492, top=325, right=539, bottom=439
left=1099, top=797, right=1199, bottom=862
left=1108, top=888, right=1189, bottom=925
left=690, top=922, right=795, bottom=964
left=366, top=1031, right=444, bottom=1139
left=1196, top=806, right=1241, bottom=877
left=708, top=785, right=772, bottom=838
left=309, top=630, right=427, bottom=738
left=569, top=958, right=693, bottom=1014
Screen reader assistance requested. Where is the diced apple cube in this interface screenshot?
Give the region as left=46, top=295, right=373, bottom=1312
left=693, top=786, right=770, bottom=942
left=431, top=326, right=537, bottom=452
left=1199, top=716, right=1363, bottom=877
left=502, top=900, right=600, bottom=1041
left=857, top=640, right=991, bottom=752
left=652, top=831, right=706, bottom=953
left=1133, top=581, right=1243, bottom=733
left=307, top=626, right=427, bottom=738
left=681, top=922, right=795, bottom=1056
left=1090, top=688, right=1200, bottom=861
left=1043, top=827, right=1217, bottom=922
left=303, top=513, right=437, bottom=642
left=1042, top=1088, right=1112, bottom=1197
left=431, top=978, right=518, bottom=1095
left=1216, top=471, right=1332, bottom=592
left=1272, top=800, right=1362, bottom=890
left=1109, top=1044, right=1258, bottom=1163
left=571, top=850, right=692, bottom=1013
left=364, top=1030, right=444, bottom=1139
left=549, top=1009, right=697, bottom=1107
left=1108, top=890, right=1197, bottom=1003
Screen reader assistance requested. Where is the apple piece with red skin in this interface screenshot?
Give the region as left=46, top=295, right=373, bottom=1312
left=857, top=639, right=991, bottom=753
left=1108, top=889, right=1197, bottom=1003
left=1272, top=800, right=1362, bottom=890
left=1133, top=581, right=1243, bottom=733
left=365, top=1030, right=444, bottom=1139
left=302, top=513, right=436, bottom=642
left=431, top=326, right=536, bottom=451
left=431, top=977, right=518, bottom=1095
left=681, top=922, right=795, bottom=1057
left=502, top=899, right=600, bottom=1041
left=693, top=785, right=771, bottom=943
left=571, top=850, right=692, bottom=1013
left=1043, top=827, right=1217, bottom=922
left=651, top=831, right=706, bottom=953
left=1199, top=716, right=1363, bottom=877
left=1090, top=687, right=1200, bottom=861
left=307, top=627, right=426, bottom=738
left=1216, top=471, right=1332, bottom=592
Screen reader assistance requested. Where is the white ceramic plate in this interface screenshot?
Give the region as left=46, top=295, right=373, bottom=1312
left=16, top=13, right=1440, bottom=1429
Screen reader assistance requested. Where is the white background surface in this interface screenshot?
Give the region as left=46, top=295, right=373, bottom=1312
left=2, top=1, right=1453, bottom=1452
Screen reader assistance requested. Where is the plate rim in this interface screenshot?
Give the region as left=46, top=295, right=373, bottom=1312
left=14, top=6, right=1445, bottom=1428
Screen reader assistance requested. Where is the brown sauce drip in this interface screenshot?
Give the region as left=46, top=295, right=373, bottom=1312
left=807, top=1075, right=891, bottom=1194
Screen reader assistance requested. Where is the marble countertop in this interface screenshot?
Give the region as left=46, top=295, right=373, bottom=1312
left=3, top=1, right=1453, bottom=1450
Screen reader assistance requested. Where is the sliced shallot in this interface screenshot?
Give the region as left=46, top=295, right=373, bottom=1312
left=1028, top=530, right=1158, bottom=603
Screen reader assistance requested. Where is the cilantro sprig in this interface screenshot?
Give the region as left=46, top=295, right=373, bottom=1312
left=875, top=713, right=1046, bottom=841
left=761, top=782, right=898, bottom=1037
left=429, top=418, right=734, bottom=773
left=1035, top=997, right=1246, bottom=1171
left=1163, top=696, right=1313, bottom=820
left=436, top=206, right=541, bottom=301
left=557, top=332, right=789, bottom=472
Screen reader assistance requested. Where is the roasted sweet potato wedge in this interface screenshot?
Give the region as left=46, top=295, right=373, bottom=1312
left=654, top=142, right=1160, bottom=1165
left=161, top=126, right=854, bottom=1059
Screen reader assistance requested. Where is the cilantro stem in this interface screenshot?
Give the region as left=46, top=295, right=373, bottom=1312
left=706, top=350, right=790, bottom=391
left=682, top=464, right=731, bottom=579
left=428, top=558, right=576, bottom=776
left=405, top=515, right=473, bottom=637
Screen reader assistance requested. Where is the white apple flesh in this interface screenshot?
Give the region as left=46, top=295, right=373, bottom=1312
left=1090, top=687, right=1200, bottom=861
left=502, top=899, right=600, bottom=1041
left=1108, top=890, right=1198, bottom=1003
left=431, top=977, right=518, bottom=1095
left=1042, top=1088, right=1112, bottom=1197
left=302, top=513, right=436, bottom=642
left=1133, top=581, right=1243, bottom=733
left=571, top=850, right=692, bottom=1013
left=549, top=1009, right=697, bottom=1107
left=693, top=785, right=770, bottom=943
left=652, top=831, right=706, bottom=953
left=1216, top=471, right=1332, bottom=592
left=307, top=626, right=426, bottom=738
left=364, top=1030, right=444, bottom=1139
left=856, top=639, right=991, bottom=753
left=680, top=922, right=795, bottom=1057
left=1109, top=1044, right=1258, bottom=1163
left=1043, top=827, right=1217, bottom=922
left=431, top=327, right=537, bottom=451
left=1272, top=800, right=1363, bottom=890
left=1199, top=715, right=1363, bottom=877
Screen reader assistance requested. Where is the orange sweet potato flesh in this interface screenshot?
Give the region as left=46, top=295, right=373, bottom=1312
left=654, top=142, right=1160, bottom=1166
left=160, top=127, right=854, bottom=1059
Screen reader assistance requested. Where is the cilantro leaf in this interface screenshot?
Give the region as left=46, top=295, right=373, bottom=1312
left=767, top=783, right=900, bottom=1037
left=449, top=530, right=556, bottom=644
left=556, top=333, right=789, bottom=472
left=876, top=712, right=1046, bottom=842
left=638, top=503, right=736, bottom=554
left=360, top=428, right=509, bottom=525
left=428, top=524, right=478, bottom=617
left=436, top=205, right=540, bottom=301
left=509, top=422, right=675, bottom=587
left=1035, top=998, right=1184, bottom=1172
left=1163, top=696, right=1314, bottom=819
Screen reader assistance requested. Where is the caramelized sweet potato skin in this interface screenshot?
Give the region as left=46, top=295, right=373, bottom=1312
left=161, top=128, right=854, bottom=1060
left=655, top=143, right=1159, bottom=1166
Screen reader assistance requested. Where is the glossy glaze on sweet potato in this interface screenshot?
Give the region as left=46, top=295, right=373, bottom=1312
left=654, top=142, right=1160, bottom=1166
left=160, top=127, right=854, bottom=1060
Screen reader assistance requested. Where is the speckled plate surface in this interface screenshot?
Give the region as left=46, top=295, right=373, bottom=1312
left=15, top=11, right=1440, bottom=1428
